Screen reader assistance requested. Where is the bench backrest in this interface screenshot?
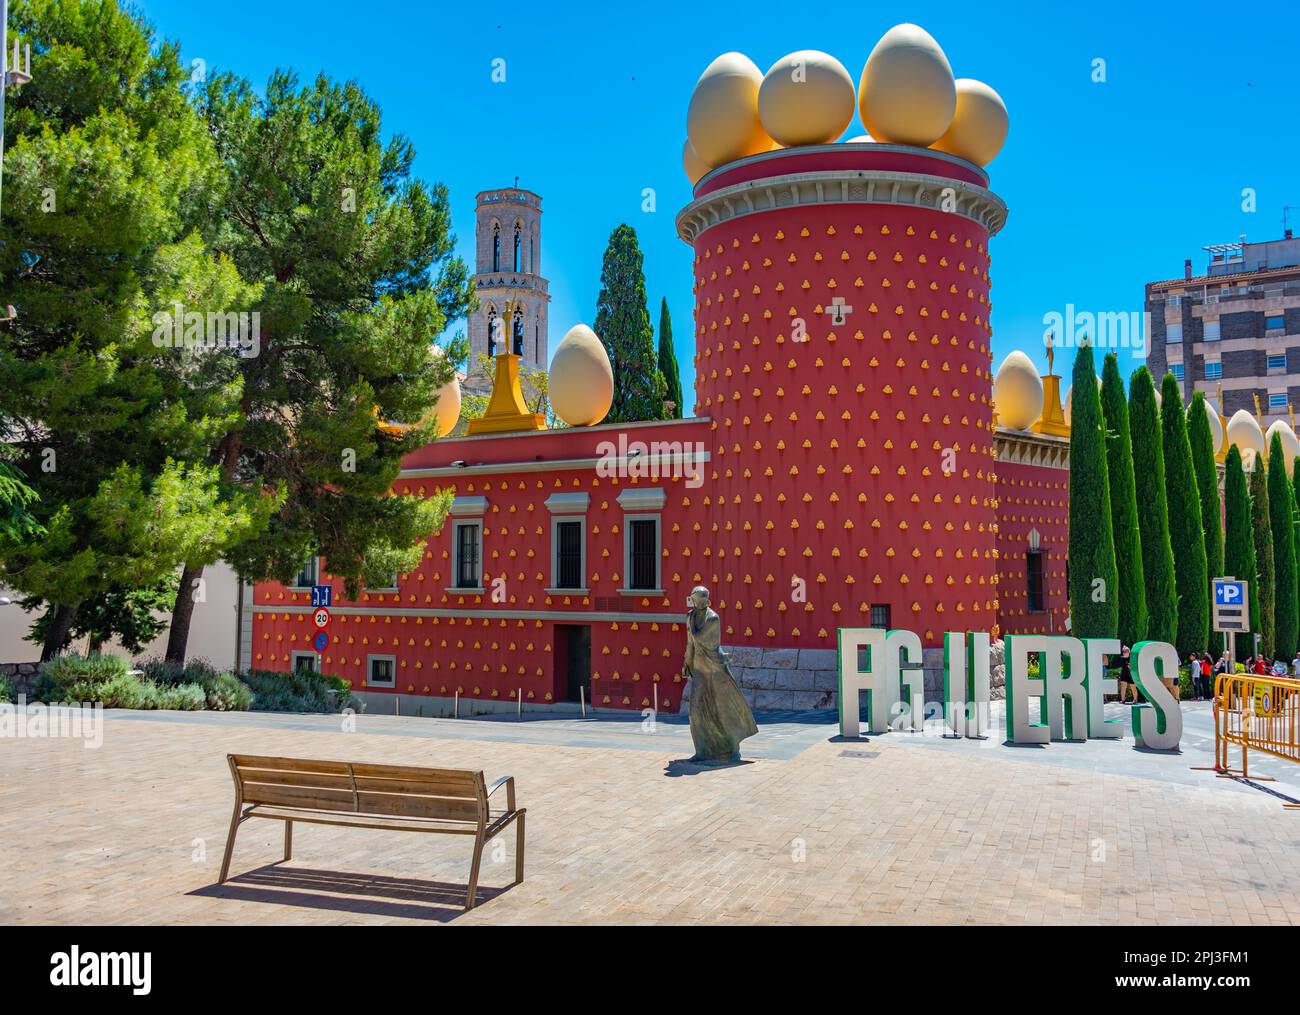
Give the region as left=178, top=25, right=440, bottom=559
left=229, top=755, right=487, bottom=824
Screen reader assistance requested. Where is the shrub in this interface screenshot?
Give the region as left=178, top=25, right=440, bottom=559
left=201, top=671, right=253, bottom=711
left=40, top=652, right=129, bottom=690
left=238, top=668, right=353, bottom=713
left=150, top=682, right=207, bottom=711
left=0, top=673, right=11, bottom=704
left=68, top=671, right=149, bottom=709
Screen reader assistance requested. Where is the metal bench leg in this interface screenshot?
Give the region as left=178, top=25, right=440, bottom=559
left=219, top=802, right=242, bottom=884
left=515, top=812, right=525, bottom=885
left=283, top=820, right=293, bottom=862
left=465, top=834, right=485, bottom=910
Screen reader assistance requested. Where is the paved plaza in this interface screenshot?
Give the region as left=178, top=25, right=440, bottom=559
left=3, top=701, right=1300, bottom=925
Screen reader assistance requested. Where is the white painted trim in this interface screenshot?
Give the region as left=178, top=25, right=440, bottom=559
left=449, top=495, right=488, bottom=516
left=451, top=518, right=484, bottom=591
left=255, top=603, right=682, bottom=624
left=616, top=487, right=666, bottom=512
left=544, top=492, right=590, bottom=514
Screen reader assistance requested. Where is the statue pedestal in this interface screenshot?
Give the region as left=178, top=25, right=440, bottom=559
left=466, top=353, right=546, bottom=435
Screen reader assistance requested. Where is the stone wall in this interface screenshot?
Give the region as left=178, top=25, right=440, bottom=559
left=684, top=642, right=1006, bottom=714
left=0, top=661, right=40, bottom=699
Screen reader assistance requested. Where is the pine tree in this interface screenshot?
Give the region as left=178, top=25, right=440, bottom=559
left=1067, top=344, right=1119, bottom=638
left=1223, top=446, right=1258, bottom=659
left=1160, top=374, right=1209, bottom=656
left=0, top=0, right=273, bottom=658
left=1127, top=367, right=1178, bottom=643
left=1267, top=432, right=1298, bottom=659
left=161, top=69, right=476, bottom=663
left=657, top=298, right=683, bottom=419
left=1099, top=353, right=1146, bottom=647
left=1187, top=393, right=1224, bottom=655
left=1250, top=464, right=1275, bottom=659
left=594, top=224, right=666, bottom=422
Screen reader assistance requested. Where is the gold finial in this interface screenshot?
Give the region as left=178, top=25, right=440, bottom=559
left=1217, top=381, right=1224, bottom=415
left=1253, top=393, right=1262, bottom=423
left=1291, top=404, right=1296, bottom=429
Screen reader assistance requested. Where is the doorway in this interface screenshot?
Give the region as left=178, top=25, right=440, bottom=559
left=555, top=624, right=591, bottom=704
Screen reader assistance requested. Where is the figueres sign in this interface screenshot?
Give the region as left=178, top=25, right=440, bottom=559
left=837, top=630, right=1183, bottom=750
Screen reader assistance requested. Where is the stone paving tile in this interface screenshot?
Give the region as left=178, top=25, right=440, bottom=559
left=2, top=708, right=1300, bottom=925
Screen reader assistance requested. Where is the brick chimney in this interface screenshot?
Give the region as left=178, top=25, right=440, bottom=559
left=1184, top=258, right=1193, bottom=279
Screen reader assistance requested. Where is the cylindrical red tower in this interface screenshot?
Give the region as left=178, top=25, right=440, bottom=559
left=676, top=143, right=1008, bottom=649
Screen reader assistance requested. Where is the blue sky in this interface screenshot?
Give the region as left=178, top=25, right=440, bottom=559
left=139, top=0, right=1297, bottom=412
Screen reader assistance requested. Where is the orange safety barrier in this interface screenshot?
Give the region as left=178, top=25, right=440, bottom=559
left=1207, top=672, right=1300, bottom=808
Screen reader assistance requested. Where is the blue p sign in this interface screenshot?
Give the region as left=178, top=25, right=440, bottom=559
left=1215, top=581, right=1244, bottom=606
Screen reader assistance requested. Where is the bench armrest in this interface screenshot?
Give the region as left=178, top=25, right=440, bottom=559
left=487, top=775, right=516, bottom=812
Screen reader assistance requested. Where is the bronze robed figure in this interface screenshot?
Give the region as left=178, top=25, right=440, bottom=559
left=683, top=586, right=758, bottom=762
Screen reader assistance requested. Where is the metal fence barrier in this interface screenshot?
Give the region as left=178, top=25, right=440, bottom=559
left=1205, top=673, right=1300, bottom=809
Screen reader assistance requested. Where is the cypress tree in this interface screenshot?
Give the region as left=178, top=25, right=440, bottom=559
left=1099, top=353, right=1147, bottom=647
left=1250, top=463, right=1275, bottom=658
left=657, top=298, right=683, bottom=419
left=1267, top=432, right=1298, bottom=660
left=1127, top=367, right=1178, bottom=643
left=1187, top=393, right=1224, bottom=655
left=1223, top=446, right=1258, bottom=659
left=594, top=224, right=667, bottom=422
left=1160, top=373, right=1209, bottom=656
left=1067, top=344, right=1119, bottom=638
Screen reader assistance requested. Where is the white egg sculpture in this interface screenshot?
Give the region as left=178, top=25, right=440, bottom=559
left=931, top=78, right=1009, bottom=166
left=1063, top=375, right=1101, bottom=427
left=758, top=50, right=856, bottom=147
left=858, top=24, right=956, bottom=146
left=419, top=344, right=461, bottom=438
left=687, top=52, right=773, bottom=168
left=1227, top=409, right=1266, bottom=471
left=549, top=324, right=614, bottom=427
left=846, top=133, right=874, bottom=143
left=1266, top=419, right=1300, bottom=476
left=992, top=351, right=1044, bottom=430
left=682, top=137, right=710, bottom=185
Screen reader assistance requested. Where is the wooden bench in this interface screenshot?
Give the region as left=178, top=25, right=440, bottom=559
left=220, top=754, right=525, bottom=910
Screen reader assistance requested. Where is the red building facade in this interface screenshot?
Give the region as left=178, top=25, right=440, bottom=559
left=249, top=145, right=1074, bottom=713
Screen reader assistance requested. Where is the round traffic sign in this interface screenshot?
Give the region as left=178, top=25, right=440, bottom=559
left=312, top=607, right=331, bottom=630
left=313, top=630, right=329, bottom=653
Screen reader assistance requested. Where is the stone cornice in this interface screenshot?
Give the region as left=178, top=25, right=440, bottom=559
left=993, top=428, right=1070, bottom=471
left=676, top=168, right=1008, bottom=245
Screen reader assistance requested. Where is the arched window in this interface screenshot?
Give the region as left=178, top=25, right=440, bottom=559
left=492, top=225, right=501, bottom=272
left=513, top=224, right=522, bottom=273
left=512, top=310, right=524, bottom=356
left=487, top=308, right=498, bottom=356
left=535, top=324, right=540, bottom=365
left=529, top=231, right=536, bottom=274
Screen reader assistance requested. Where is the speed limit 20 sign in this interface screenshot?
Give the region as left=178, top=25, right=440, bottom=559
left=312, top=607, right=331, bottom=630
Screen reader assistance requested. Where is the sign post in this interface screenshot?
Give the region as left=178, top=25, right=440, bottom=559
left=1212, top=577, right=1249, bottom=673
left=311, top=605, right=331, bottom=655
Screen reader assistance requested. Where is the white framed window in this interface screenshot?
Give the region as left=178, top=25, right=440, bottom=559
left=447, top=495, right=488, bottom=593
left=1203, top=320, right=1220, bottom=341
left=617, top=488, right=665, bottom=594
left=1166, top=322, right=1183, bottom=343
left=367, top=654, right=396, bottom=688
left=1204, top=361, right=1222, bottom=381
left=367, top=574, right=399, bottom=592
left=1265, top=313, right=1285, bottom=331
left=1171, top=363, right=1185, bottom=381
left=1269, top=392, right=1288, bottom=410
left=1268, top=353, right=1287, bottom=371
left=546, top=492, right=589, bottom=592
left=291, top=556, right=319, bottom=589
left=291, top=652, right=319, bottom=674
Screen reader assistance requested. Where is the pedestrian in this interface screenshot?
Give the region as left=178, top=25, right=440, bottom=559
left=1198, top=652, right=1213, bottom=699
left=1292, top=650, right=1300, bottom=677
left=1253, top=654, right=1269, bottom=675
left=1212, top=650, right=1230, bottom=700
left=1117, top=645, right=1138, bottom=704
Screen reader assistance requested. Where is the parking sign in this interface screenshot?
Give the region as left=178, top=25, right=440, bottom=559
left=1212, top=577, right=1249, bottom=633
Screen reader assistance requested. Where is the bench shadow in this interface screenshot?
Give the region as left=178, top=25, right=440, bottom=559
left=190, top=864, right=510, bottom=922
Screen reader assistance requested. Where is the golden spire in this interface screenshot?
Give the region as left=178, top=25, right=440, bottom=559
left=1253, top=393, right=1262, bottom=423
left=1217, top=382, right=1224, bottom=415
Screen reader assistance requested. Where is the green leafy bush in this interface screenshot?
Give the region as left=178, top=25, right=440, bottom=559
left=201, top=671, right=253, bottom=711
left=148, top=682, right=207, bottom=710
left=0, top=673, right=12, bottom=704
left=69, top=671, right=149, bottom=708
left=239, top=668, right=352, bottom=713
left=40, top=653, right=129, bottom=689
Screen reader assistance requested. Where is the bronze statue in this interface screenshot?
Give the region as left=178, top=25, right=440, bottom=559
left=683, top=586, right=758, bottom=762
